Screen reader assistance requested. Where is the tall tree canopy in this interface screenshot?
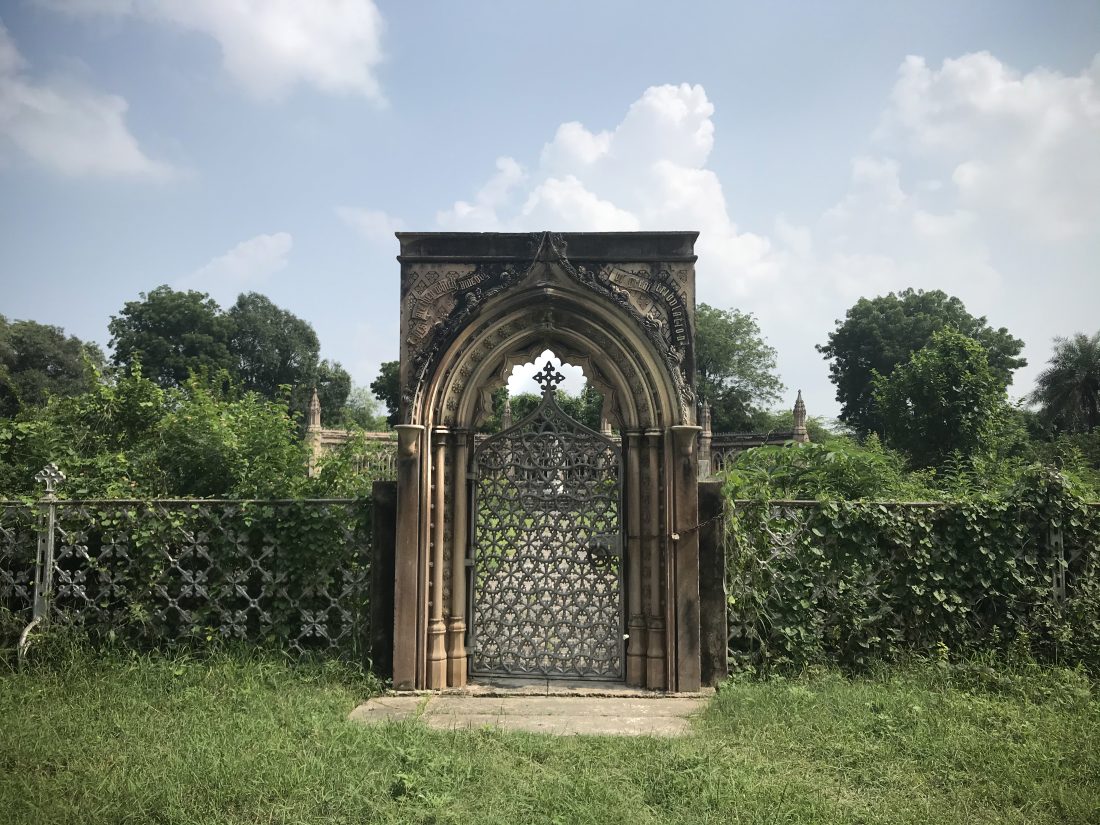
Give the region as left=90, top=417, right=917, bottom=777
left=109, top=286, right=233, bottom=388
left=227, top=293, right=320, bottom=397
left=1030, top=331, right=1100, bottom=434
left=109, top=286, right=350, bottom=424
left=0, top=316, right=105, bottom=417
left=371, top=360, right=400, bottom=426
left=873, top=328, right=1007, bottom=469
left=818, top=289, right=1025, bottom=436
left=695, top=304, right=785, bottom=432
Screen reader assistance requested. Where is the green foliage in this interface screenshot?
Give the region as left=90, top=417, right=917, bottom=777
left=726, top=466, right=1100, bottom=674
left=747, top=408, right=843, bottom=444
left=370, top=360, right=400, bottom=426
left=3, top=499, right=372, bottom=660
left=227, top=292, right=321, bottom=397
left=723, top=436, right=934, bottom=501
left=108, top=287, right=350, bottom=423
left=873, top=328, right=1009, bottom=469
left=109, top=285, right=234, bottom=388
left=1030, top=330, right=1100, bottom=434
left=696, top=304, right=785, bottom=431
left=310, top=431, right=396, bottom=498
left=484, top=386, right=604, bottom=433
left=818, top=288, right=1026, bottom=436
left=340, top=385, right=388, bottom=431
left=0, top=315, right=105, bottom=416
left=0, top=366, right=314, bottom=498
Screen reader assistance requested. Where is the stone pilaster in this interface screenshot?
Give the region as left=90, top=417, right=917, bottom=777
left=624, top=431, right=647, bottom=686
left=392, top=424, right=424, bottom=690
left=446, top=430, right=470, bottom=687
left=427, top=428, right=449, bottom=688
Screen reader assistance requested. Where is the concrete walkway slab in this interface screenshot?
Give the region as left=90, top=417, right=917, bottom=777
left=348, top=694, right=709, bottom=737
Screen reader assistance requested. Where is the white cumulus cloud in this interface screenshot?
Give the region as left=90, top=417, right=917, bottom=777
left=429, top=56, right=1100, bottom=416
left=436, top=83, right=777, bottom=297
left=0, top=20, right=174, bottom=178
left=177, top=232, right=293, bottom=304
left=879, top=52, right=1100, bottom=240
left=39, top=0, right=387, bottom=102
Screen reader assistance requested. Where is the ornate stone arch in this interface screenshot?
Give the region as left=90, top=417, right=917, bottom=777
left=392, top=232, right=704, bottom=692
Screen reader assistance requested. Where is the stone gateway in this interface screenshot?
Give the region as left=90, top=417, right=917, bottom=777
left=392, top=231, right=704, bottom=692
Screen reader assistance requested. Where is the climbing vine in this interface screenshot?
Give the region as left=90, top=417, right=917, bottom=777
left=726, top=466, right=1100, bottom=673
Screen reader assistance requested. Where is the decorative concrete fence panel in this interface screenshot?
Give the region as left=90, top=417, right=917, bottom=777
left=1, top=467, right=374, bottom=663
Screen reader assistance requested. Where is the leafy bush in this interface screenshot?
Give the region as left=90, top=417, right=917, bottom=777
left=0, top=367, right=318, bottom=499
left=726, top=466, right=1100, bottom=674
left=723, top=436, right=936, bottom=501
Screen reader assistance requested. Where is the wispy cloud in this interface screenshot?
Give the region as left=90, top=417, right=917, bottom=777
left=177, top=232, right=293, bottom=305
left=40, top=0, right=387, bottom=103
left=0, top=19, right=175, bottom=178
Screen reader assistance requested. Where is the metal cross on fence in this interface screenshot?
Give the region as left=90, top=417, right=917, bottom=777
left=34, top=463, right=65, bottom=497
left=534, top=362, right=565, bottom=396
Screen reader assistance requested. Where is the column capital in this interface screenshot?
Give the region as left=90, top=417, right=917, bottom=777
left=670, top=425, right=702, bottom=460
left=395, top=424, right=424, bottom=458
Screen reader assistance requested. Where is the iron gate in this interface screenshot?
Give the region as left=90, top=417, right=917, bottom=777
left=469, top=364, right=623, bottom=680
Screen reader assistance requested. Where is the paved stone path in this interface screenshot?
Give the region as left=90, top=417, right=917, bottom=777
left=349, top=694, right=709, bottom=737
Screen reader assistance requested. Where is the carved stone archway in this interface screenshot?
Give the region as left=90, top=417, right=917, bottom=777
left=392, top=231, right=703, bottom=692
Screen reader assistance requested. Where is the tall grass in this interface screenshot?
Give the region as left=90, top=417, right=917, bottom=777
left=1, top=646, right=1097, bottom=824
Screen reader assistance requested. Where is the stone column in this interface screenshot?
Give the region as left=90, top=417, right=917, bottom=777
left=644, top=428, right=666, bottom=690
left=427, top=428, right=449, bottom=688
left=697, top=401, right=712, bottom=480
left=392, top=424, right=424, bottom=690
left=447, top=430, right=470, bottom=687
left=624, top=431, right=646, bottom=686
left=670, top=425, right=703, bottom=693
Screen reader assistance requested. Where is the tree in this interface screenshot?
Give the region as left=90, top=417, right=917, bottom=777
left=1030, top=331, right=1100, bottom=434
left=109, top=287, right=350, bottom=424
left=226, top=292, right=351, bottom=426
left=818, top=289, right=1025, bottom=436
left=371, top=360, right=401, bottom=426
left=0, top=367, right=310, bottom=499
left=310, top=359, right=352, bottom=427
left=108, top=286, right=233, bottom=388
left=873, top=328, right=1008, bottom=469
left=483, top=385, right=604, bottom=433
left=748, top=408, right=840, bottom=444
left=341, top=385, right=388, bottom=430
left=695, top=304, right=785, bottom=431
left=227, top=293, right=320, bottom=398
left=0, top=316, right=105, bottom=416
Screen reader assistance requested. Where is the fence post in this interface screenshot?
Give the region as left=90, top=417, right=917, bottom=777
left=19, top=463, right=65, bottom=663
left=1049, top=526, right=1066, bottom=604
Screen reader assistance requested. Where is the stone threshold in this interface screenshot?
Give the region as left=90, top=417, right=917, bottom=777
left=387, top=676, right=715, bottom=699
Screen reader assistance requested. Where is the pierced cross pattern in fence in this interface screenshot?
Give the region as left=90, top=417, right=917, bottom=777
left=1, top=490, right=372, bottom=661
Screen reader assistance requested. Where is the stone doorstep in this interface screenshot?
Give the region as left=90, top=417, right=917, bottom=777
left=348, top=694, right=711, bottom=737
left=385, top=676, right=717, bottom=699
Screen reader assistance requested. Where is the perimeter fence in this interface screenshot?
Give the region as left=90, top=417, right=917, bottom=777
left=1, top=466, right=372, bottom=663
left=726, top=484, right=1100, bottom=673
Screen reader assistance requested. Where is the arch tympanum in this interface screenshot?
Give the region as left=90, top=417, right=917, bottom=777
left=392, top=231, right=703, bottom=692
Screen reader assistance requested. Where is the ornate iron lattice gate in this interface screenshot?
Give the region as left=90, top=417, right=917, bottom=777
left=469, top=364, right=624, bottom=680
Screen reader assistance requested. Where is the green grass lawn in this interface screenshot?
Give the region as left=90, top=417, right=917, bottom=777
left=1, top=649, right=1097, bottom=825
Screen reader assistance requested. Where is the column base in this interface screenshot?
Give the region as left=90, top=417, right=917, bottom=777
left=427, top=619, right=448, bottom=689
left=626, top=615, right=648, bottom=687
left=646, top=617, right=667, bottom=691
left=446, top=617, right=467, bottom=687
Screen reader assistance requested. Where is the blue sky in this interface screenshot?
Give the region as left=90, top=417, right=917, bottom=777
left=2, top=1, right=1098, bottom=418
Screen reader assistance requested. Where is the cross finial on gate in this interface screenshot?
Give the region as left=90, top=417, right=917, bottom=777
left=35, top=463, right=65, bottom=497
left=534, top=362, right=565, bottom=397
